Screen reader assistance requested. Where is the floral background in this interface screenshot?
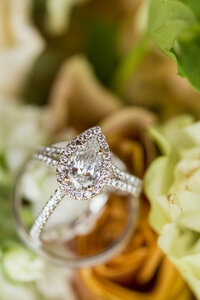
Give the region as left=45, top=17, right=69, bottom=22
left=1, top=0, right=200, bottom=299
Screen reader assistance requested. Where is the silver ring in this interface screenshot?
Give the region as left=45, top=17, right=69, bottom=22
left=29, top=126, right=142, bottom=243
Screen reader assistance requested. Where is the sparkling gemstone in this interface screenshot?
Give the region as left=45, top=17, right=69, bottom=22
left=57, top=127, right=111, bottom=200
left=67, top=137, right=103, bottom=190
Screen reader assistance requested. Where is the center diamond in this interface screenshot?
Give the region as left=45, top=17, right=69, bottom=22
left=57, top=126, right=111, bottom=200
left=68, top=137, right=102, bottom=190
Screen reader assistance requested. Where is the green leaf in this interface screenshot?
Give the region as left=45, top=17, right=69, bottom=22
left=148, top=0, right=196, bottom=58
left=85, top=19, right=119, bottom=87
left=180, top=0, right=200, bottom=21
left=112, top=36, right=150, bottom=94
left=148, top=0, right=200, bottom=92
left=175, top=34, right=200, bottom=91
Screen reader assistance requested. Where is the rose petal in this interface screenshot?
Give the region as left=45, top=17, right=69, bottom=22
left=49, top=56, right=121, bottom=132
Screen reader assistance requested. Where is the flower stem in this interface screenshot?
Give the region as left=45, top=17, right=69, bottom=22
left=112, top=35, right=152, bottom=95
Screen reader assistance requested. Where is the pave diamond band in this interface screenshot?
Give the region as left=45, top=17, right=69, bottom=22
left=33, top=152, right=142, bottom=197
left=30, top=189, right=65, bottom=242
left=30, top=126, right=142, bottom=242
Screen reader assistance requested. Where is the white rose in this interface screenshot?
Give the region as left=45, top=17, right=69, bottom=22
left=1, top=245, right=77, bottom=300
left=0, top=97, right=49, bottom=174
left=145, top=116, right=200, bottom=299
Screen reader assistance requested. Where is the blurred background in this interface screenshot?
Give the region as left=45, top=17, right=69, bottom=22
left=1, top=0, right=200, bottom=299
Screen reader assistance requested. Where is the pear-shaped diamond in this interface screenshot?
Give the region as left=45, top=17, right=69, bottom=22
left=56, top=127, right=111, bottom=200
left=68, top=137, right=102, bottom=189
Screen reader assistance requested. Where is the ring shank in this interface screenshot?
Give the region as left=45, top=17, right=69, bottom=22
left=29, top=189, right=64, bottom=242
left=29, top=145, right=142, bottom=243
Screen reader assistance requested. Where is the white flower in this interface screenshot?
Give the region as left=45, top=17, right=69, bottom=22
left=2, top=246, right=44, bottom=283
left=0, top=0, right=44, bottom=96
left=1, top=245, right=77, bottom=300
left=145, top=115, right=200, bottom=299
left=0, top=97, right=49, bottom=174
left=0, top=270, right=37, bottom=300
left=36, top=265, right=76, bottom=300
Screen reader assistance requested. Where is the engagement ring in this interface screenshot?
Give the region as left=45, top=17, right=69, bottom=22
left=28, top=126, right=142, bottom=242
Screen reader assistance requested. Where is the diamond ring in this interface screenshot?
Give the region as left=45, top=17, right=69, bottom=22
left=30, top=126, right=142, bottom=242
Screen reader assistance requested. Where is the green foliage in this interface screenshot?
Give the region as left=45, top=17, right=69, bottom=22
left=148, top=0, right=200, bottom=92
left=180, top=0, right=200, bottom=21
left=85, top=20, right=119, bottom=87
left=112, top=36, right=150, bottom=94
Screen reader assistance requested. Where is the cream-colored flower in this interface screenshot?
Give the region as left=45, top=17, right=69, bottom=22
left=35, top=264, right=76, bottom=300
left=1, top=245, right=76, bottom=300
left=0, top=271, right=36, bottom=300
left=0, top=97, right=49, bottom=174
left=145, top=115, right=200, bottom=299
left=0, top=0, right=44, bottom=96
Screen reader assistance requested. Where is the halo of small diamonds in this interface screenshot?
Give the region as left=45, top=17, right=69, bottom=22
left=56, top=126, right=111, bottom=200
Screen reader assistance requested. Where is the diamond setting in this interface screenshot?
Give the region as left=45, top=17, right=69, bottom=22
left=56, top=126, right=111, bottom=200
